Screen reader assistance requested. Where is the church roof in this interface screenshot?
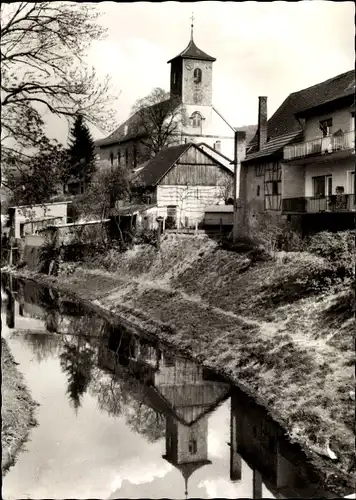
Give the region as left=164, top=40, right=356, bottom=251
left=167, top=38, right=216, bottom=63
left=96, top=99, right=176, bottom=148
left=163, top=457, right=211, bottom=479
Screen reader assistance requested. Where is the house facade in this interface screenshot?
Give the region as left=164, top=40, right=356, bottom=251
left=8, top=201, right=72, bottom=239
left=130, top=142, right=235, bottom=228
left=239, top=70, right=355, bottom=234
left=282, top=99, right=355, bottom=214
left=96, top=29, right=236, bottom=168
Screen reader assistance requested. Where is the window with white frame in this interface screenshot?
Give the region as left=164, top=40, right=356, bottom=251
left=313, top=175, right=332, bottom=197
left=191, top=112, right=202, bottom=128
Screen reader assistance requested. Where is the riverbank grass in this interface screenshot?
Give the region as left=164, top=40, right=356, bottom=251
left=1, top=338, right=38, bottom=476
left=4, top=231, right=355, bottom=493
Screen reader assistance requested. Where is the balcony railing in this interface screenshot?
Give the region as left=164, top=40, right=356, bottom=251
left=284, top=130, right=355, bottom=161
left=282, top=194, right=355, bottom=213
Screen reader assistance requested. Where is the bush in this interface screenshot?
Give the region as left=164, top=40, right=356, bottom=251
left=60, top=242, right=104, bottom=263
left=38, top=240, right=60, bottom=274
left=246, top=211, right=303, bottom=254
left=306, top=230, right=355, bottom=259
left=305, top=231, right=355, bottom=279
left=136, top=229, right=158, bottom=246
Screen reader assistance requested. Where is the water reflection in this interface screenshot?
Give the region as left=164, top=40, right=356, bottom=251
left=97, top=326, right=231, bottom=498
left=1, top=273, right=353, bottom=499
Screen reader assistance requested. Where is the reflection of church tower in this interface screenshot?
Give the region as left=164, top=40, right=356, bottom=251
left=230, top=393, right=242, bottom=482
left=5, top=289, right=15, bottom=328
left=158, top=351, right=230, bottom=498
left=163, top=416, right=211, bottom=498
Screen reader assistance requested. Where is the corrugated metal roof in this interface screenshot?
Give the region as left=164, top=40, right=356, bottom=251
left=46, top=219, right=110, bottom=229
left=111, top=204, right=157, bottom=216
left=23, top=216, right=62, bottom=223
left=205, top=205, right=233, bottom=213
left=10, top=201, right=72, bottom=209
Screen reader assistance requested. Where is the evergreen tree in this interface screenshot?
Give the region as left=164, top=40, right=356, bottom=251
left=67, top=114, right=96, bottom=192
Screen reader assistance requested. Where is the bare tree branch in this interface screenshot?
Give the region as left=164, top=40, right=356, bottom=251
left=1, top=1, right=119, bottom=187
left=131, top=87, right=187, bottom=158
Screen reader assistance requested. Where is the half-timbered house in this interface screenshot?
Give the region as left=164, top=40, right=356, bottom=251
left=239, top=70, right=355, bottom=234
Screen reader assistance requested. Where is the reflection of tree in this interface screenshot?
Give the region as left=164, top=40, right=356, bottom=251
left=90, top=370, right=130, bottom=417
left=59, top=339, right=96, bottom=411
left=64, top=314, right=107, bottom=346
left=124, top=399, right=166, bottom=443
left=89, top=367, right=165, bottom=443
left=23, top=332, right=62, bottom=363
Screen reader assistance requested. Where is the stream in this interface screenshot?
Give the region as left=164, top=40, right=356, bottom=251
left=1, top=274, right=343, bottom=499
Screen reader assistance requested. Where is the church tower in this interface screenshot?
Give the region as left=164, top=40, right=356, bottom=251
left=167, top=16, right=216, bottom=107
left=166, top=17, right=235, bottom=158
left=163, top=415, right=211, bottom=498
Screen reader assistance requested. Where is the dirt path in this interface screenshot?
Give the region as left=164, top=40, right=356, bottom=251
left=83, top=268, right=343, bottom=360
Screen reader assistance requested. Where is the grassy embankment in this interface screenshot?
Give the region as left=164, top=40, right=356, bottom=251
left=1, top=337, right=38, bottom=476
left=6, top=231, right=355, bottom=493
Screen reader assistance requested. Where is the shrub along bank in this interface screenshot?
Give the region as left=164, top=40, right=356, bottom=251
left=5, top=230, right=355, bottom=494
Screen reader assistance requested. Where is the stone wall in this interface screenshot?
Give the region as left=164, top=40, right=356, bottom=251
left=182, top=60, right=213, bottom=106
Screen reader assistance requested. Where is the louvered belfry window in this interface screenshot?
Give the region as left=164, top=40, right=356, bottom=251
left=193, top=68, right=202, bottom=84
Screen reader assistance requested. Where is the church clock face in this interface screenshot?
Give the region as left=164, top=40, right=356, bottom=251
left=185, top=61, right=193, bottom=70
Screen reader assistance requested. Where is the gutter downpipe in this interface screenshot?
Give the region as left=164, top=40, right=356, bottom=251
left=233, top=131, right=239, bottom=242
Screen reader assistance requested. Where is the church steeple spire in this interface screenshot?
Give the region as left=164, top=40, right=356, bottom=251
left=190, top=12, right=195, bottom=41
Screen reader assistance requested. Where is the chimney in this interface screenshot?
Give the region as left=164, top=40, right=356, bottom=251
left=235, top=130, right=246, bottom=161
left=258, top=96, right=268, bottom=150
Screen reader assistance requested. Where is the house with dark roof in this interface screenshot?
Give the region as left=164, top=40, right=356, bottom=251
left=239, top=70, right=355, bottom=234
left=129, top=142, right=234, bottom=228
left=96, top=25, right=237, bottom=170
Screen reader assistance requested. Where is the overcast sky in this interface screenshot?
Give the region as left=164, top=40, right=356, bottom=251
left=47, top=0, right=354, bottom=144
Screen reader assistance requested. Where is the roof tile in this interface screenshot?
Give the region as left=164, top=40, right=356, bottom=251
left=167, top=38, right=216, bottom=63
left=133, top=143, right=191, bottom=187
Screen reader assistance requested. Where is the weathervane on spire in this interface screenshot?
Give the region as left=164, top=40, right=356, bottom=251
left=190, top=12, right=195, bottom=40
